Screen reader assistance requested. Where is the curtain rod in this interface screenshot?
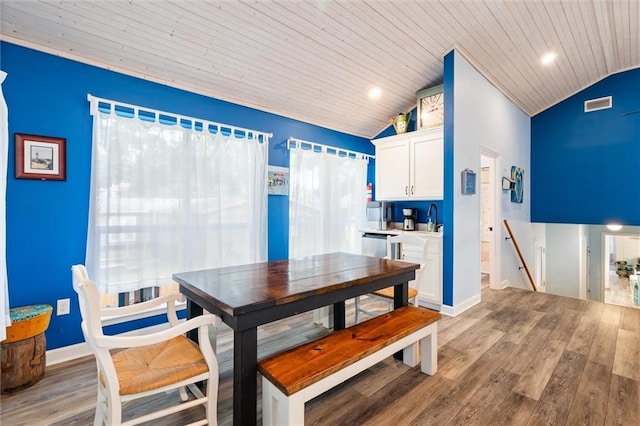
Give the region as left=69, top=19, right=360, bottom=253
left=287, top=137, right=374, bottom=161
left=88, top=94, right=273, bottom=141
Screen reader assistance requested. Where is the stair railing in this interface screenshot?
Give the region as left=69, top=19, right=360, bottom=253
left=503, top=219, right=537, bottom=291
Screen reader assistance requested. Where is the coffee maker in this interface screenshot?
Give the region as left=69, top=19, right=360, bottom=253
left=402, top=208, right=417, bottom=231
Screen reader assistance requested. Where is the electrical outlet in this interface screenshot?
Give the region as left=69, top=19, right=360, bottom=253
left=57, top=298, right=70, bottom=316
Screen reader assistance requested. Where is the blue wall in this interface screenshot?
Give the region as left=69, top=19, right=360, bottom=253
left=531, top=68, right=640, bottom=226
left=442, top=51, right=455, bottom=307
left=1, top=42, right=372, bottom=349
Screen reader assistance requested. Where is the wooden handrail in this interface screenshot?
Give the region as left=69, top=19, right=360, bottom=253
left=503, top=219, right=537, bottom=292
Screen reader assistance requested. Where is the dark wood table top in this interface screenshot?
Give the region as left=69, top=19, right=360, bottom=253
left=174, top=251, right=419, bottom=426
left=173, top=252, right=419, bottom=317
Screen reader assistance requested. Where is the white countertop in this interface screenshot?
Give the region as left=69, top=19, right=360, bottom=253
left=361, top=226, right=443, bottom=237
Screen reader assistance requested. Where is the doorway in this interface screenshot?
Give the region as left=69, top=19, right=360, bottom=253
left=480, top=165, right=491, bottom=276
left=603, top=233, right=640, bottom=308
left=480, top=150, right=500, bottom=290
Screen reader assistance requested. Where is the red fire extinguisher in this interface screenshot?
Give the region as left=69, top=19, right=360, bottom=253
left=366, top=183, right=373, bottom=202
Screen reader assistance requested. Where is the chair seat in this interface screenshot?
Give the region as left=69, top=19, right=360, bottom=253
left=102, top=335, right=208, bottom=395
left=371, top=286, right=419, bottom=300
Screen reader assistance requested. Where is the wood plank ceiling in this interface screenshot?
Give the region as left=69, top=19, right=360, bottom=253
left=0, top=0, right=638, bottom=138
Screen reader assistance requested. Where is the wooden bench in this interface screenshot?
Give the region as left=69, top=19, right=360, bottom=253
left=258, top=305, right=441, bottom=425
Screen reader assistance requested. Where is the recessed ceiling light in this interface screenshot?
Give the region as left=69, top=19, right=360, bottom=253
left=540, top=51, right=557, bottom=65
left=368, top=87, right=381, bottom=100
left=606, top=223, right=623, bottom=231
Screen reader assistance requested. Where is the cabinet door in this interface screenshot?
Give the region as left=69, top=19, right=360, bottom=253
left=420, top=238, right=442, bottom=308
left=375, top=138, right=410, bottom=200
left=410, top=129, right=443, bottom=199
left=422, top=251, right=442, bottom=304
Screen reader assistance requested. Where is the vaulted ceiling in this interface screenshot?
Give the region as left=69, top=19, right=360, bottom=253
left=1, top=1, right=638, bottom=138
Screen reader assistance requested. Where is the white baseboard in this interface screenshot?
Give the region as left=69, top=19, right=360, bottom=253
left=46, top=322, right=172, bottom=366
left=47, top=341, right=92, bottom=366
left=417, top=296, right=441, bottom=312
left=499, top=279, right=511, bottom=289
left=439, top=304, right=455, bottom=316
left=439, top=293, right=481, bottom=317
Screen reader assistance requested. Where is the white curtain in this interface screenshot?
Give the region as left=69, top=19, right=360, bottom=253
left=0, top=70, right=9, bottom=340
left=289, top=145, right=367, bottom=258
left=87, top=104, right=268, bottom=294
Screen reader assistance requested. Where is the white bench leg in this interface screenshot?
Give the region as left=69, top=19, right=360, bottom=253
left=403, top=323, right=439, bottom=369
left=402, top=342, right=420, bottom=368
left=420, top=323, right=438, bottom=375
left=262, top=376, right=276, bottom=426
left=262, top=377, right=305, bottom=426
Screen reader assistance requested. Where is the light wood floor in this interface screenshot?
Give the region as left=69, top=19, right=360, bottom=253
left=605, top=268, right=639, bottom=309
left=2, top=285, right=640, bottom=425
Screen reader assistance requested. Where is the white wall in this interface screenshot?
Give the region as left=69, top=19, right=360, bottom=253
left=451, top=51, right=531, bottom=310
left=545, top=223, right=583, bottom=298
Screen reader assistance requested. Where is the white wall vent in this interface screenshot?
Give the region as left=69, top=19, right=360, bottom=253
left=584, top=96, right=612, bottom=112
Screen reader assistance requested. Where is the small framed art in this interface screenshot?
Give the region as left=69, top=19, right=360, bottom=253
left=510, top=166, right=524, bottom=203
left=267, top=165, right=289, bottom=195
left=461, top=168, right=476, bottom=195
left=15, top=133, right=67, bottom=180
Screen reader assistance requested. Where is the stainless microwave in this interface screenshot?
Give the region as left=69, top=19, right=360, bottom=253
left=366, top=201, right=394, bottom=230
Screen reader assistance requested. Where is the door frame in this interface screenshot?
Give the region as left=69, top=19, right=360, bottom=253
left=533, top=237, right=546, bottom=292
left=602, top=233, right=612, bottom=297
left=579, top=233, right=588, bottom=299
left=480, top=148, right=501, bottom=290
left=601, top=232, right=640, bottom=304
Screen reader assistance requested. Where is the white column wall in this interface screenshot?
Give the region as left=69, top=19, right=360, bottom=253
left=451, top=51, right=531, bottom=310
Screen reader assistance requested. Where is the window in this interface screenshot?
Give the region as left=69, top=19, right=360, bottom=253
left=288, top=139, right=368, bottom=258
left=87, top=97, right=269, bottom=304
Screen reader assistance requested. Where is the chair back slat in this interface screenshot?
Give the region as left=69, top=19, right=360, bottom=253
left=71, top=264, right=104, bottom=342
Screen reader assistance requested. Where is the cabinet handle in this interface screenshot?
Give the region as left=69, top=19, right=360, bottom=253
left=411, top=185, right=414, bottom=195
left=405, top=186, right=409, bottom=195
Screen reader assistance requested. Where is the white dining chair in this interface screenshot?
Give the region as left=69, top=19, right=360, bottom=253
left=354, top=234, right=428, bottom=323
left=71, top=264, right=220, bottom=425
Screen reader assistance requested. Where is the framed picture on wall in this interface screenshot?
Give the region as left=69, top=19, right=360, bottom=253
left=15, top=133, right=66, bottom=180
left=511, top=166, right=524, bottom=203
left=267, top=165, right=289, bottom=195
left=461, top=168, right=476, bottom=194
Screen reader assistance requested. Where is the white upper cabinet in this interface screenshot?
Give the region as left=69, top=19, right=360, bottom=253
left=372, top=127, right=443, bottom=200
left=373, top=135, right=410, bottom=199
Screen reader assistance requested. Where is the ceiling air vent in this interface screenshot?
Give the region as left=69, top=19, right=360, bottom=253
left=584, top=96, right=612, bottom=112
